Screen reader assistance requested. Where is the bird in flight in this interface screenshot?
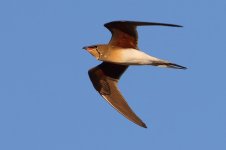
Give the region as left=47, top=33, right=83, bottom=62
left=83, top=20, right=186, bottom=128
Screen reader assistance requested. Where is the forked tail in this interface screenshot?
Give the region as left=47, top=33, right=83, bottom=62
left=152, top=61, right=187, bottom=69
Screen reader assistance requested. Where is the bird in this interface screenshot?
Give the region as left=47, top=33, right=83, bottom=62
left=83, top=20, right=186, bottom=128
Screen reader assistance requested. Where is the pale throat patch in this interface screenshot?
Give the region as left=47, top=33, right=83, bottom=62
left=89, top=48, right=102, bottom=60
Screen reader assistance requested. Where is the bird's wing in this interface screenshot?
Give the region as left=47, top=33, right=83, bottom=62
left=104, top=20, right=182, bottom=49
left=88, top=62, right=147, bottom=128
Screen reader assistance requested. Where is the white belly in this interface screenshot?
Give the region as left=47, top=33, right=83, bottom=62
left=110, top=48, right=162, bottom=65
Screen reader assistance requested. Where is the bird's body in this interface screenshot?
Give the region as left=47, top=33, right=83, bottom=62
left=83, top=20, right=186, bottom=128
left=92, top=45, right=159, bottom=65
left=86, top=44, right=186, bottom=68
left=104, top=48, right=158, bottom=65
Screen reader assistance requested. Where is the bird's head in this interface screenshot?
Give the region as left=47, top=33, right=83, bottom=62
left=83, top=45, right=102, bottom=60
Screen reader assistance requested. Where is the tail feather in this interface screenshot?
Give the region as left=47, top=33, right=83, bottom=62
left=166, top=63, right=187, bottom=69
left=152, top=61, right=187, bottom=69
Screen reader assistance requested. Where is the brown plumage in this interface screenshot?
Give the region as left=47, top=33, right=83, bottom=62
left=83, top=20, right=186, bottom=128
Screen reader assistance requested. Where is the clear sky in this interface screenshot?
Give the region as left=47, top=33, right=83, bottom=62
left=0, top=0, right=226, bottom=150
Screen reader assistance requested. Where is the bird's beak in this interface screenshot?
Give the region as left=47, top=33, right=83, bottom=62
left=82, top=46, right=87, bottom=50
left=83, top=46, right=93, bottom=52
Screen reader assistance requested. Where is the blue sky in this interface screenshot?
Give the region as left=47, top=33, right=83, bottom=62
left=0, top=0, right=226, bottom=149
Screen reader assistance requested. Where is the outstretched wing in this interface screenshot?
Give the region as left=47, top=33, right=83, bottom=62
left=88, top=62, right=147, bottom=128
left=104, top=20, right=182, bottom=49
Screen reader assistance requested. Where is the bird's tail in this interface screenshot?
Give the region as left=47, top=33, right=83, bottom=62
left=152, top=61, right=187, bottom=69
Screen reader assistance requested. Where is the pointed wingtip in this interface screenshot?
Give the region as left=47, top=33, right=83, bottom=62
left=137, top=121, right=147, bottom=128
left=175, top=25, right=183, bottom=27
left=104, top=20, right=183, bottom=28
left=142, top=123, right=148, bottom=128
left=182, top=66, right=187, bottom=69
left=164, top=24, right=183, bottom=28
